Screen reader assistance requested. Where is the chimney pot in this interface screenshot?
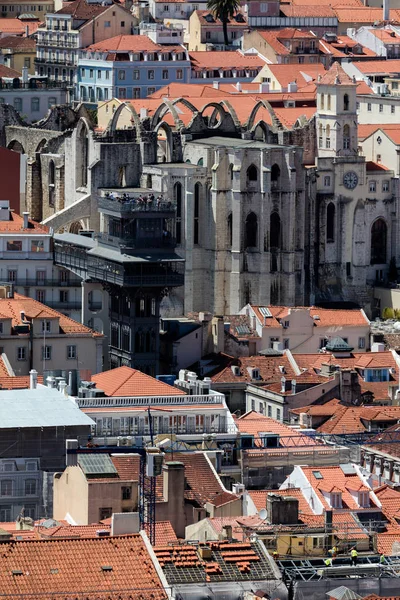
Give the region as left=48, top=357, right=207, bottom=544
left=22, top=212, right=29, bottom=229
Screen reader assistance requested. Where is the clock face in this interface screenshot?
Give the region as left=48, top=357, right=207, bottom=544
left=343, top=171, right=358, bottom=190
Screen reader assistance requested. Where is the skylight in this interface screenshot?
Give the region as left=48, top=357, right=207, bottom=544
left=312, top=470, right=323, bottom=479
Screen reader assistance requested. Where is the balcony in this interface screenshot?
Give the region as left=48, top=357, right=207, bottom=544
left=97, top=233, right=176, bottom=251
left=78, top=393, right=224, bottom=407
left=98, top=195, right=175, bottom=217
left=86, top=264, right=184, bottom=288
left=12, top=278, right=82, bottom=287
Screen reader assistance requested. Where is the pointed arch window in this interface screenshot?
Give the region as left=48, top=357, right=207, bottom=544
left=371, top=219, right=387, bottom=265
left=247, top=164, right=258, bottom=182
left=319, top=123, right=323, bottom=148
left=326, top=202, right=335, bottom=243
left=326, top=124, right=331, bottom=149
left=344, top=93, right=349, bottom=111
left=245, top=212, right=257, bottom=248
left=327, top=94, right=331, bottom=110
left=227, top=213, right=232, bottom=247
left=174, top=182, right=182, bottom=244
left=343, top=124, right=350, bottom=150
left=270, top=212, right=281, bottom=249
left=320, top=93, right=324, bottom=110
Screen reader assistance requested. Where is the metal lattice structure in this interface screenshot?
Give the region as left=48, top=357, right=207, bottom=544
left=139, top=455, right=156, bottom=547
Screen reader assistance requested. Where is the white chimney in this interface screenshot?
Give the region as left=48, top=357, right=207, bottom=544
left=29, top=369, right=38, bottom=390
left=46, top=376, right=55, bottom=389
left=22, top=212, right=29, bottom=229
left=22, top=67, right=29, bottom=84
left=213, top=80, right=219, bottom=89
left=236, top=82, right=242, bottom=91
left=67, top=370, right=73, bottom=394
left=58, top=378, right=67, bottom=395
left=291, top=379, right=297, bottom=395
left=281, top=376, right=286, bottom=393
left=287, top=81, right=297, bottom=93
left=20, top=310, right=25, bottom=322
left=111, top=512, right=140, bottom=536
left=383, top=0, right=389, bottom=21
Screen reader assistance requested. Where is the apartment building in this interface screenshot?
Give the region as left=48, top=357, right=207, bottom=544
left=78, top=35, right=190, bottom=102
left=0, top=0, right=54, bottom=19
left=0, top=203, right=82, bottom=320
left=35, top=0, right=137, bottom=97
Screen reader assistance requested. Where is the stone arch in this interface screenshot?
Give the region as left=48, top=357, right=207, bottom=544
left=69, top=220, right=84, bottom=234
left=247, top=164, right=258, bottom=183
left=370, top=218, right=387, bottom=265
left=155, top=121, right=173, bottom=163
left=219, top=100, right=241, bottom=129
left=271, top=163, right=280, bottom=182
left=151, top=99, right=185, bottom=130
left=200, top=102, right=227, bottom=129
left=75, top=119, right=89, bottom=188
left=35, top=138, right=48, bottom=153
left=252, top=120, right=269, bottom=141
left=7, top=140, right=25, bottom=153
left=247, top=99, right=279, bottom=130
left=108, top=101, right=142, bottom=139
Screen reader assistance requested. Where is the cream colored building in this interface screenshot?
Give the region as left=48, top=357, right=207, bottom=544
left=359, top=126, right=400, bottom=177
left=0, top=0, right=54, bottom=18
left=0, top=286, right=103, bottom=376
left=54, top=457, right=138, bottom=525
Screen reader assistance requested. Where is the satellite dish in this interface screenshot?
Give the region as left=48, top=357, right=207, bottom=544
left=258, top=508, right=267, bottom=520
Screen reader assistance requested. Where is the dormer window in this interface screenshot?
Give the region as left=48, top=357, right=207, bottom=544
left=41, top=320, right=51, bottom=333
left=330, top=492, right=342, bottom=508
left=358, top=491, right=370, bottom=507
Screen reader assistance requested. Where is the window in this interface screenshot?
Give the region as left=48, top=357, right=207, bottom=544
left=36, top=289, right=45, bottom=303
left=104, top=20, right=111, bottom=27
left=42, top=346, right=52, bottom=361
left=206, top=31, right=211, bottom=40
left=313, top=537, right=324, bottom=549
left=177, top=68, right=183, bottom=80
left=318, top=123, right=323, bottom=147
left=7, top=240, right=22, bottom=251
left=122, top=327, right=130, bottom=351
left=260, top=2, right=268, bottom=10
left=343, top=124, right=350, bottom=149
left=17, top=347, right=26, bottom=361
left=41, top=320, right=51, bottom=333
left=106, top=71, right=110, bottom=80
left=320, top=93, right=324, bottom=109
left=133, top=70, right=139, bottom=80
left=31, top=240, right=44, bottom=253
left=379, top=104, right=383, bottom=113
left=369, top=180, right=376, bottom=193
left=25, top=479, right=36, bottom=496
left=118, top=69, right=125, bottom=80
left=24, top=57, right=31, bottom=68
left=122, top=486, right=131, bottom=500
left=358, top=491, right=370, bottom=507
left=7, top=270, right=17, bottom=282
left=81, top=67, right=85, bottom=77
left=325, top=124, right=330, bottom=148
left=247, top=164, right=258, bottom=182
left=148, top=70, right=155, bottom=80
left=330, top=492, right=342, bottom=508
left=343, top=93, right=349, bottom=111
left=97, top=70, right=102, bottom=79
left=276, top=408, right=281, bottom=421
left=24, top=505, right=35, bottom=519
left=267, top=405, right=272, bottom=417
left=48, top=97, right=56, bottom=108
left=259, top=402, right=264, bottom=415
left=26, top=461, right=37, bottom=471
left=121, top=20, right=125, bottom=26
left=31, top=97, right=40, bottom=112
left=99, top=507, right=112, bottom=520
left=245, top=212, right=258, bottom=248
left=270, top=212, right=281, bottom=249
left=14, top=98, right=22, bottom=112
left=163, top=4, right=169, bottom=9
left=251, top=399, right=255, bottom=411
left=391, top=105, right=395, bottom=114
left=324, top=175, right=331, bottom=187
left=67, top=345, right=76, bottom=359
left=367, top=103, right=372, bottom=112
left=162, top=69, right=169, bottom=79
left=194, top=182, right=201, bottom=245
left=0, top=506, right=11, bottom=521
left=371, top=218, right=387, bottom=264
left=358, top=337, right=365, bottom=349
left=326, top=202, right=335, bottom=243
left=133, top=88, right=140, bottom=98
left=1, top=480, right=12, bottom=496
left=383, top=180, right=390, bottom=192
left=89, top=69, right=93, bottom=78
left=147, top=87, right=155, bottom=95
left=327, top=94, right=331, bottom=110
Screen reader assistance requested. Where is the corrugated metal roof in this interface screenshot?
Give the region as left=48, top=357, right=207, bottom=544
left=0, top=385, right=94, bottom=428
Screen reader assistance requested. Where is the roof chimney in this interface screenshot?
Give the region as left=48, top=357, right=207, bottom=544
left=213, top=80, right=219, bottom=89
left=291, top=379, right=297, bottom=395
left=383, top=0, right=389, bottom=21
left=111, top=512, right=140, bottom=536
left=22, top=212, right=29, bottom=229
left=29, top=369, right=38, bottom=390
left=280, top=376, right=286, bottom=393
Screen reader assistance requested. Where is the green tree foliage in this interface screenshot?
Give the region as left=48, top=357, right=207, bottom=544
left=207, top=0, right=240, bottom=46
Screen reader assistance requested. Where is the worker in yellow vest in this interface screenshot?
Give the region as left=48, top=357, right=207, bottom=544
left=351, top=547, right=358, bottom=566
left=325, top=557, right=333, bottom=567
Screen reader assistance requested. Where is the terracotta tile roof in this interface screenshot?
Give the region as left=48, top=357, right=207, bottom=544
left=333, top=7, right=400, bottom=21
left=366, top=161, right=390, bottom=171
left=211, top=354, right=297, bottom=384
left=0, top=534, right=167, bottom=599
left=38, top=523, right=111, bottom=539
left=367, top=423, right=400, bottom=457
left=148, top=82, right=317, bottom=101
left=91, top=366, right=185, bottom=397
left=320, top=36, right=377, bottom=58
left=0, top=36, right=36, bottom=50
left=375, top=485, right=400, bottom=526
left=370, top=29, right=400, bottom=43
left=318, top=61, right=355, bottom=85
left=250, top=305, right=368, bottom=328
left=110, top=455, right=140, bottom=480
left=0, top=18, right=40, bottom=35
left=273, top=106, right=316, bottom=127
left=300, top=466, right=375, bottom=510
left=291, top=0, right=363, bottom=6
left=0, top=211, right=48, bottom=233
left=377, top=532, right=400, bottom=555
left=154, top=521, right=177, bottom=546
left=293, top=350, right=396, bottom=374
left=0, top=293, right=102, bottom=337
left=280, top=4, right=336, bottom=17
left=352, top=59, right=400, bottom=75
left=195, top=10, right=247, bottom=26
left=189, top=51, right=265, bottom=70
left=86, top=34, right=183, bottom=53
left=57, top=0, right=109, bottom=18
left=235, top=411, right=316, bottom=446
left=249, top=488, right=313, bottom=519
left=255, top=28, right=317, bottom=56
left=0, top=64, right=22, bottom=78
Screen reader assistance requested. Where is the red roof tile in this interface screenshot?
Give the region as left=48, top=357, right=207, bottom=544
left=0, top=211, right=48, bottom=233
left=300, top=466, right=375, bottom=510
left=211, top=354, right=297, bottom=384
left=250, top=305, right=369, bottom=328
left=0, top=534, right=167, bottom=599
left=280, top=4, right=336, bottom=16
left=235, top=411, right=316, bottom=447
left=333, top=7, right=400, bottom=21
left=57, top=0, right=109, bottom=18
left=0, top=36, right=36, bottom=50
left=154, top=521, right=177, bottom=546
left=0, top=18, right=40, bottom=35
left=86, top=34, right=183, bottom=53
left=317, top=61, right=355, bottom=85
left=91, top=366, right=185, bottom=397
left=189, top=51, right=265, bottom=70
left=0, top=64, right=22, bottom=78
